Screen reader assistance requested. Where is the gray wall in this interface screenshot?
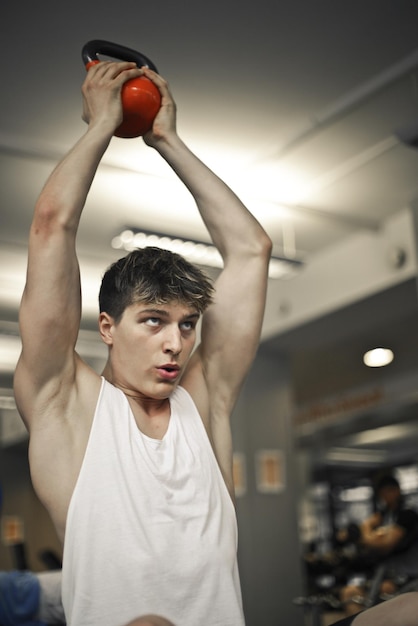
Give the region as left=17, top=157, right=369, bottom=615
left=233, top=346, right=305, bottom=626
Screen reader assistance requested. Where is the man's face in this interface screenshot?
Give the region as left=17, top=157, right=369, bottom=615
left=101, top=300, right=200, bottom=399
left=379, top=485, right=401, bottom=511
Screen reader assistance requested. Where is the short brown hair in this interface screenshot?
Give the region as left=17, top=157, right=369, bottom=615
left=99, top=247, right=214, bottom=322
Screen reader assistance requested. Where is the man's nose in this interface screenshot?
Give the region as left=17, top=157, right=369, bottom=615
left=163, top=326, right=182, bottom=354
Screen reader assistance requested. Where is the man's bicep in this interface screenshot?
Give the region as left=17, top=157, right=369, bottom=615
left=18, top=238, right=82, bottom=385
left=200, top=259, right=268, bottom=401
left=386, top=525, right=406, bottom=550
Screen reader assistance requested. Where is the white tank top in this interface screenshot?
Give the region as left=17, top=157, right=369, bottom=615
left=62, top=378, right=244, bottom=626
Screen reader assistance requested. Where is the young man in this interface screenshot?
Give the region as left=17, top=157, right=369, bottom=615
left=339, top=474, right=418, bottom=616
left=14, top=60, right=272, bottom=626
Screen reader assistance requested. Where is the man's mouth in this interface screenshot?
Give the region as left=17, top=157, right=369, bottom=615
left=156, top=364, right=180, bottom=380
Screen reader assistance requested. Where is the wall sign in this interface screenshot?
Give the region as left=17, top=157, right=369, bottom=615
left=256, top=449, right=285, bottom=494
left=1, top=515, right=24, bottom=546
left=233, top=452, right=247, bottom=497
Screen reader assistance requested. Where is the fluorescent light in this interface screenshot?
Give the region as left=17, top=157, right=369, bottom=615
left=339, top=485, right=373, bottom=502
left=111, top=229, right=303, bottom=280
left=363, top=347, right=394, bottom=367
left=326, top=447, right=387, bottom=464
left=112, top=230, right=223, bottom=269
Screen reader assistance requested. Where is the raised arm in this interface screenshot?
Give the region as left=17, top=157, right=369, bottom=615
left=360, top=513, right=406, bottom=554
left=142, top=69, right=272, bottom=416
left=14, top=61, right=143, bottom=427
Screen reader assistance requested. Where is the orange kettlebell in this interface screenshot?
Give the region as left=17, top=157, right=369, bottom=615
left=82, top=39, right=161, bottom=138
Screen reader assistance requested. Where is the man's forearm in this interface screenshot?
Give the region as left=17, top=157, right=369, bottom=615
left=34, top=125, right=113, bottom=233
left=153, top=133, right=270, bottom=259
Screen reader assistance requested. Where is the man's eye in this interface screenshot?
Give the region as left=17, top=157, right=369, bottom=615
left=181, top=321, right=195, bottom=331
left=145, top=317, right=160, bottom=327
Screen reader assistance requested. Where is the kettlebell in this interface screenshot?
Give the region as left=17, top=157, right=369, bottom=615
left=81, top=39, right=161, bottom=138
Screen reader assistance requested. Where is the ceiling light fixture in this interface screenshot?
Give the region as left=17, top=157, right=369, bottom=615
left=363, top=347, right=394, bottom=368
left=111, top=229, right=304, bottom=279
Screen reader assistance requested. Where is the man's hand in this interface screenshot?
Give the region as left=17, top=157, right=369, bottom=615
left=81, top=61, right=144, bottom=134
left=141, top=67, right=178, bottom=147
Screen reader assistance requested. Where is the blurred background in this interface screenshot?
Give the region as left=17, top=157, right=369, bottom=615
left=1, top=1, right=418, bottom=624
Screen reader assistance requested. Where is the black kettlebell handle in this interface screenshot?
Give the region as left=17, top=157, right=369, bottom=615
left=82, top=40, right=158, bottom=73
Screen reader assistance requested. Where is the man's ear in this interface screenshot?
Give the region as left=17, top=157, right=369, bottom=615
left=98, top=312, right=115, bottom=345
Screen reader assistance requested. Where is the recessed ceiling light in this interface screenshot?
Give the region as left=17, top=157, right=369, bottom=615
left=363, top=347, right=394, bottom=367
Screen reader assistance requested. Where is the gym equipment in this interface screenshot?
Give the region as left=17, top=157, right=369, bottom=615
left=81, top=40, right=161, bottom=138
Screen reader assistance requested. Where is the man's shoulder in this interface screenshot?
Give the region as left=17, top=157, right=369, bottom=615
left=180, top=349, right=211, bottom=423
